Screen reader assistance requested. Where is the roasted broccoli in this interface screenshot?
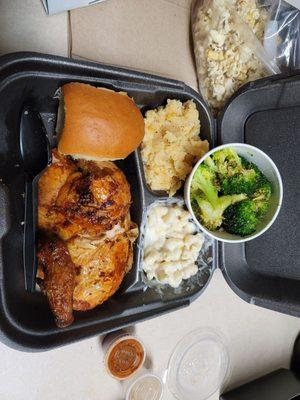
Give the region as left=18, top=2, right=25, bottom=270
left=211, top=148, right=241, bottom=176
left=252, top=181, right=272, bottom=217
left=212, top=150, right=269, bottom=196
left=222, top=181, right=272, bottom=236
left=222, top=200, right=258, bottom=236
left=191, top=163, right=246, bottom=230
left=190, top=148, right=272, bottom=237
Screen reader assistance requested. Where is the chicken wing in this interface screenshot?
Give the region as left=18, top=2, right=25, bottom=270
left=38, top=150, right=138, bottom=327
left=38, top=234, right=75, bottom=328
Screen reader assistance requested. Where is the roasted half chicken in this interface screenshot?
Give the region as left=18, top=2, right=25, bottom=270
left=37, top=150, right=138, bottom=327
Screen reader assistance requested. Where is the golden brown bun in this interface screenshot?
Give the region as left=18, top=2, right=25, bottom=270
left=58, top=83, right=144, bottom=161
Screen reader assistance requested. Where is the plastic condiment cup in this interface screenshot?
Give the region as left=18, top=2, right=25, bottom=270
left=125, top=373, right=164, bottom=400
left=104, top=333, right=146, bottom=381
left=184, top=143, right=283, bottom=243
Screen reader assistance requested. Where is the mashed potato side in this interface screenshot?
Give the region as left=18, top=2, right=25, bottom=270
left=141, top=99, right=209, bottom=196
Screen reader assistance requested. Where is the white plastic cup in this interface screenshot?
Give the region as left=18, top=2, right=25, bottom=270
left=167, top=329, right=231, bottom=400
left=184, top=143, right=283, bottom=243
left=125, top=373, right=164, bottom=400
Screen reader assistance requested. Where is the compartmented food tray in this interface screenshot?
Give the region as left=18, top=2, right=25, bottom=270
left=0, top=52, right=215, bottom=351
left=0, top=53, right=298, bottom=351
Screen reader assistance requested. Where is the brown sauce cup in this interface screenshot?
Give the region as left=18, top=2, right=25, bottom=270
left=104, top=335, right=146, bottom=380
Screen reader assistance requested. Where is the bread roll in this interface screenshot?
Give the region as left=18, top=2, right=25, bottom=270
left=58, top=83, right=144, bottom=161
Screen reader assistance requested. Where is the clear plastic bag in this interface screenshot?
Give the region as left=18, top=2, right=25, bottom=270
left=264, top=0, right=300, bottom=72
left=191, top=0, right=280, bottom=114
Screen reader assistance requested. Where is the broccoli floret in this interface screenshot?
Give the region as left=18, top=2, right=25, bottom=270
left=222, top=181, right=272, bottom=236
left=191, top=164, right=247, bottom=230
left=252, top=182, right=272, bottom=217
left=191, top=163, right=218, bottom=201
left=203, top=155, right=218, bottom=172
left=220, top=168, right=259, bottom=196
left=241, top=157, right=270, bottom=187
left=223, top=200, right=258, bottom=236
left=212, top=148, right=242, bottom=176
left=213, top=149, right=269, bottom=196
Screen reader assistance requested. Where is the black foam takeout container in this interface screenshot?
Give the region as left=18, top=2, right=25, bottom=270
left=0, top=53, right=299, bottom=351
left=0, top=52, right=215, bottom=351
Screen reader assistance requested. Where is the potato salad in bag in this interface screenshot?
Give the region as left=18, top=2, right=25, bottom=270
left=192, top=0, right=271, bottom=114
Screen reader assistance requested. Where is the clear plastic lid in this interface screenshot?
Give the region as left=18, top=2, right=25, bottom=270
left=125, top=373, right=163, bottom=400
left=167, top=329, right=230, bottom=400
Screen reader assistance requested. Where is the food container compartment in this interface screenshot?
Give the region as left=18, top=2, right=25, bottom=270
left=139, top=197, right=214, bottom=292
left=219, top=74, right=300, bottom=317
left=0, top=52, right=215, bottom=351
left=137, top=94, right=214, bottom=198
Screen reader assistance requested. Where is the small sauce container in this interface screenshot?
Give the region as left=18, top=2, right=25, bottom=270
left=125, top=373, right=164, bottom=400
left=167, top=329, right=230, bottom=400
left=104, top=334, right=146, bottom=380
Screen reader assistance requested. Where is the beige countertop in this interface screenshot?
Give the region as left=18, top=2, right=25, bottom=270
left=0, top=0, right=69, bottom=57
left=0, top=1, right=299, bottom=399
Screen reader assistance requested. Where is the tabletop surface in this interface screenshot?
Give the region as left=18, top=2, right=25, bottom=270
left=0, top=1, right=300, bottom=400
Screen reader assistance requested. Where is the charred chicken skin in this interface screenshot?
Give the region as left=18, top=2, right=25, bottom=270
left=38, top=150, right=131, bottom=241
left=38, top=234, right=75, bottom=328
left=37, top=150, right=137, bottom=327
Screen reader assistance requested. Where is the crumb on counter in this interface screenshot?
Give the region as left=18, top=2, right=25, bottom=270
left=141, top=99, right=209, bottom=196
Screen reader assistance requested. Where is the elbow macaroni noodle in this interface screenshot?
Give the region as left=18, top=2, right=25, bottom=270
left=142, top=204, right=205, bottom=288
